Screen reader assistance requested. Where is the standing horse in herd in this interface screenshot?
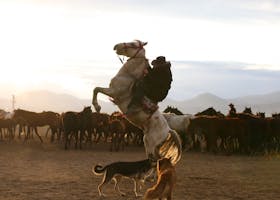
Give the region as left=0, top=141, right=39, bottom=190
left=62, top=106, right=92, bottom=150
left=0, top=110, right=16, bottom=140
left=91, top=112, right=110, bottom=143
left=92, top=40, right=182, bottom=164
left=163, top=106, right=193, bottom=150
left=0, top=118, right=16, bottom=140
left=12, top=109, right=60, bottom=143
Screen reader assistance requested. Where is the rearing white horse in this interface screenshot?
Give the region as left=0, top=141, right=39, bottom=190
left=92, top=40, right=182, bottom=164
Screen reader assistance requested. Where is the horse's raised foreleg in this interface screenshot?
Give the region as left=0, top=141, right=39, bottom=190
left=92, top=87, right=117, bottom=113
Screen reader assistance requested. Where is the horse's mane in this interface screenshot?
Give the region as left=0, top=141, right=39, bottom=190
left=163, top=106, right=183, bottom=115
left=195, top=107, right=224, bottom=117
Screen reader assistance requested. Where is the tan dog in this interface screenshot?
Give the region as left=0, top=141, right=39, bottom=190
left=144, top=157, right=176, bottom=200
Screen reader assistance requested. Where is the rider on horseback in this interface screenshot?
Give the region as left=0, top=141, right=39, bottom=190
left=126, top=56, right=173, bottom=115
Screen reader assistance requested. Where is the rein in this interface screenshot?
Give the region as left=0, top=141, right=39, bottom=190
left=117, top=40, right=144, bottom=64
left=118, top=55, right=125, bottom=64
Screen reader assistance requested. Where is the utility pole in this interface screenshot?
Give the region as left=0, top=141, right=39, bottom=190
left=12, top=95, right=15, bottom=112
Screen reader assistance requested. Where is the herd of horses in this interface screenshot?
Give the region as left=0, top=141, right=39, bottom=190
left=1, top=105, right=280, bottom=155
left=165, top=106, right=280, bottom=155
left=0, top=107, right=143, bottom=151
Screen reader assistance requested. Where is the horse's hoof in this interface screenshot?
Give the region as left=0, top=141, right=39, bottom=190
left=100, top=193, right=107, bottom=197
left=120, top=193, right=126, bottom=196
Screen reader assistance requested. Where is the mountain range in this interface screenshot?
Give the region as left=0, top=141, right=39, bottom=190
left=0, top=90, right=280, bottom=116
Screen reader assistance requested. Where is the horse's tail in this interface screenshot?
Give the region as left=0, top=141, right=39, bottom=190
left=158, top=129, right=182, bottom=165
left=92, top=165, right=107, bottom=175
left=169, top=129, right=182, bottom=164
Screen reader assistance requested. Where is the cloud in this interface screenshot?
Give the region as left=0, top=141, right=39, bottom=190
left=170, top=61, right=280, bottom=99
left=13, top=0, right=280, bottom=22
left=83, top=0, right=280, bottom=22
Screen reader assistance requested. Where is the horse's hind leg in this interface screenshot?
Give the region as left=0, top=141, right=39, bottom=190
left=34, top=127, right=43, bottom=143
left=74, top=131, right=78, bottom=149
left=24, top=126, right=31, bottom=142
left=64, top=132, right=69, bottom=150
left=79, top=130, right=84, bottom=149
left=0, top=129, right=3, bottom=140
left=18, top=125, right=23, bottom=139
left=50, top=127, right=57, bottom=143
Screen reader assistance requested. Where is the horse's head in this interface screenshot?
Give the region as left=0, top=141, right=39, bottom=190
left=229, top=103, right=235, bottom=108
left=163, top=106, right=172, bottom=113
left=243, top=107, right=252, bottom=114
left=272, top=113, right=280, bottom=118
left=256, top=112, right=265, bottom=118
left=163, top=106, right=183, bottom=115
left=113, top=40, right=147, bottom=58
left=82, top=106, right=92, bottom=115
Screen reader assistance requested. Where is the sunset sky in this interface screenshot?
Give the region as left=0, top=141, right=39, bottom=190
left=0, top=0, right=280, bottom=101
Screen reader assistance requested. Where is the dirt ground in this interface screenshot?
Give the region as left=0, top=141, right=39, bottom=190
left=1, top=137, right=280, bottom=200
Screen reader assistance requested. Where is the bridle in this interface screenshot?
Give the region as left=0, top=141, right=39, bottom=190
left=118, top=40, right=146, bottom=64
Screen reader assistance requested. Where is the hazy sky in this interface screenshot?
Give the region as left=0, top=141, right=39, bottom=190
left=0, top=0, right=280, bottom=100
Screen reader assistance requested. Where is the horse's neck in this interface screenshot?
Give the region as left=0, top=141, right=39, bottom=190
left=118, top=57, right=148, bottom=80
left=112, top=57, right=148, bottom=114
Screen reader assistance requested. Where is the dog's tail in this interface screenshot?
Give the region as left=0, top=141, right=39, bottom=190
left=92, top=165, right=106, bottom=175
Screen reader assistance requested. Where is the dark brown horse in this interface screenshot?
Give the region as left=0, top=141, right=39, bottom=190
left=267, top=117, right=280, bottom=152
left=110, top=111, right=144, bottom=146
left=62, top=106, right=92, bottom=150
left=243, top=107, right=253, bottom=115
left=13, top=109, right=60, bottom=143
left=108, top=119, right=126, bottom=151
left=272, top=113, right=280, bottom=118
left=0, top=118, right=16, bottom=140
left=91, top=112, right=110, bottom=143
left=188, top=115, right=250, bottom=154
left=256, top=112, right=265, bottom=118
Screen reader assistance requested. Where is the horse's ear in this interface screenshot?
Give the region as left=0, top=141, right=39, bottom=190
left=143, top=42, right=148, bottom=46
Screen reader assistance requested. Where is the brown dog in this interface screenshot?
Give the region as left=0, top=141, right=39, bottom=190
left=144, top=157, right=176, bottom=200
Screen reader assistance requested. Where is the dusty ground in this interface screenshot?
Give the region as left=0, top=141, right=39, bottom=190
left=0, top=137, right=280, bottom=200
